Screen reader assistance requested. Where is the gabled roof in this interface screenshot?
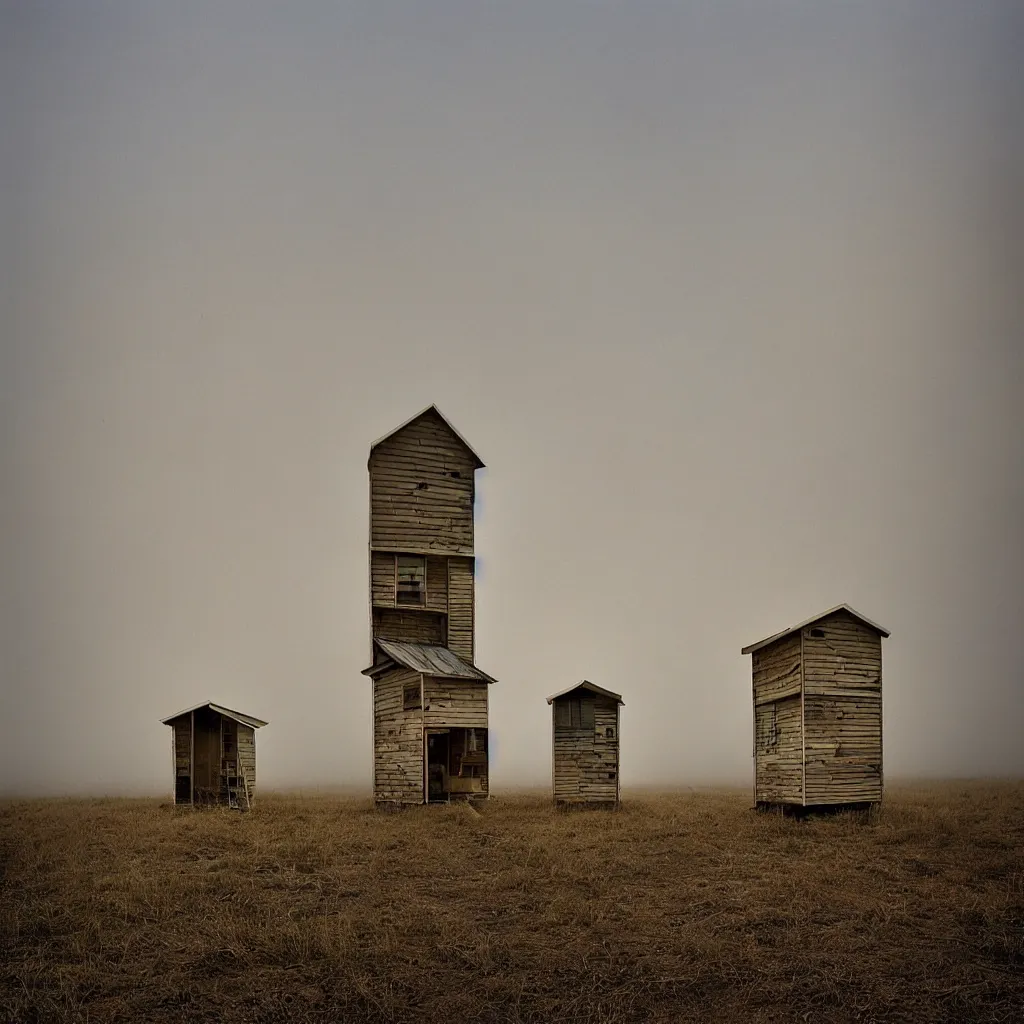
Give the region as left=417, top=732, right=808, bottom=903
left=546, top=680, right=624, bottom=706
left=361, top=638, right=497, bottom=683
left=741, top=604, right=891, bottom=656
left=160, top=701, right=268, bottom=729
left=369, top=404, right=485, bottom=469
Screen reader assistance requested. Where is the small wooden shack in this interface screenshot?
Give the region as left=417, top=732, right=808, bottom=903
left=548, top=681, right=623, bottom=809
left=161, top=701, right=267, bottom=809
left=741, top=604, right=890, bottom=812
left=362, top=405, right=498, bottom=807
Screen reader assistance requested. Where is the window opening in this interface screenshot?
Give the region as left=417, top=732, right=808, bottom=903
left=396, top=555, right=426, bottom=605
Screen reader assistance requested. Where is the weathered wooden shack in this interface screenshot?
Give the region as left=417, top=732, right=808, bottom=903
left=741, top=604, right=889, bottom=812
left=547, top=681, right=623, bottom=809
left=161, top=701, right=267, bottom=810
left=361, top=405, right=498, bottom=807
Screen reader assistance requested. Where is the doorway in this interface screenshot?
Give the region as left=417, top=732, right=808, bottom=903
left=426, top=731, right=450, bottom=803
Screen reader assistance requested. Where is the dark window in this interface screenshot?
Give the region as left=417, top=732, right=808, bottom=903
left=809, top=627, right=825, bottom=638
left=403, top=684, right=421, bottom=710
left=555, top=698, right=596, bottom=730
left=396, top=555, right=426, bottom=605
left=605, top=726, right=615, bottom=739
left=450, top=471, right=461, bottom=479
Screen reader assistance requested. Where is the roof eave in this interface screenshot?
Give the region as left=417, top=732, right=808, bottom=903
left=741, top=603, right=891, bottom=655
left=546, top=680, right=624, bottom=705
left=160, top=701, right=268, bottom=728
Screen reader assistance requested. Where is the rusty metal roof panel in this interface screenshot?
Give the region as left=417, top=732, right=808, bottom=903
left=361, top=639, right=497, bottom=683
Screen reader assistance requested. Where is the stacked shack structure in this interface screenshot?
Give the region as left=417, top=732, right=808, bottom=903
left=741, top=604, right=890, bottom=812
left=161, top=701, right=268, bottom=810
left=361, top=405, right=498, bottom=807
left=548, top=681, right=623, bottom=809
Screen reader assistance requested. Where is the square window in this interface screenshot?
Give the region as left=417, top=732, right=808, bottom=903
left=403, top=684, right=421, bottom=710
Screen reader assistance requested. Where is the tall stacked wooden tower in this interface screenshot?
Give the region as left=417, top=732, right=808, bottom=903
left=361, top=405, right=497, bottom=806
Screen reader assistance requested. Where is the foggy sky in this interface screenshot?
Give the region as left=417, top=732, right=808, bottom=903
left=2, top=1, right=1022, bottom=796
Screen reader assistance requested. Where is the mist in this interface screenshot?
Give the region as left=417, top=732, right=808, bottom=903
left=2, top=1, right=1022, bottom=797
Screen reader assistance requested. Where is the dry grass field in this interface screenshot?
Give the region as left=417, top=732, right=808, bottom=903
left=1, top=782, right=1022, bottom=1024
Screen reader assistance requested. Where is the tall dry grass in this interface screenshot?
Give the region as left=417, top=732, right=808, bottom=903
left=1, top=782, right=1021, bottom=1023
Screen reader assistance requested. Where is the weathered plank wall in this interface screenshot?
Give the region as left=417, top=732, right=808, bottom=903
left=423, top=677, right=487, bottom=729
left=752, top=633, right=804, bottom=804
left=374, top=667, right=424, bottom=804
left=373, top=607, right=446, bottom=645
left=426, top=555, right=448, bottom=611
left=369, top=410, right=476, bottom=555
left=192, top=711, right=220, bottom=796
left=172, top=718, right=191, bottom=803
left=553, top=694, right=619, bottom=805
left=447, top=557, right=474, bottom=661
left=754, top=695, right=803, bottom=804
left=237, top=724, right=256, bottom=802
left=802, top=610, right=882, bottom=804
left=371, top=551, right=395, bottom=605
left=173, top=720, right=190, bottom=773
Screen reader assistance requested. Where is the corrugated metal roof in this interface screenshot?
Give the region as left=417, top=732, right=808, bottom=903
left=361, top=639, right=497, bottom=683
left=368, top=404, right=485, bottom=469
left=160, top=701, right=268, bottom=729
left=546, top=680, right=624, bottom=705
left=741, top=603, right=891, bottom=655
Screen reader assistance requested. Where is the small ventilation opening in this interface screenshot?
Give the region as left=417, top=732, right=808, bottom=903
left=416, top=481, right=428, bottom=490
left=809, top=628, right=825, bottom=638
left=450, top=471, right=461, bottom=479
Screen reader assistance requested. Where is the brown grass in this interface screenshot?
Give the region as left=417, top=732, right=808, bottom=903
left=1, top=782, right=1022, bottom=1023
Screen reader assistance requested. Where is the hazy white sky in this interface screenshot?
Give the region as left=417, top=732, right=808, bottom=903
left=2, top=1, right=1022, bottom=795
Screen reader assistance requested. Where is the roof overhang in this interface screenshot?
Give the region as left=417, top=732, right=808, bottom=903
left=160, top=701, right=268, bottom=729
left=360, top=638, right=497, bottom=683
left=741, top=603, right=890, bottom=656
left=546, top=680, right=624, bottom=706
left=368, top=404, right=485, bottom=469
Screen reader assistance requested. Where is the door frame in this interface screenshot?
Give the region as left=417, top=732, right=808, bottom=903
left=423, top=728, right=451, bottom=804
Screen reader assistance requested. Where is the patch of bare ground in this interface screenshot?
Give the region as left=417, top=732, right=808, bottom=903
left=1, top=782, right=1021, bottom=1023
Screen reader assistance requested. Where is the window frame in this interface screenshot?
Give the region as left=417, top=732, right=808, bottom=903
left=395, top=553, right=427, bottom=606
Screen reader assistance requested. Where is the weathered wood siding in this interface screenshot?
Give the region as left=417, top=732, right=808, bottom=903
left=369, top=409, right=477, bottom=555
left=374, top=667, right=424, bottom=804
left=237, top=724, right=256, bottom=802
left=802, top=610, right=883, bottom=697
left=752, top=633, right=805, bottom=804
left=447, top=557, right=474, bottom=661
left=192, top=710, right=220, bottom=795
left=426, top=555, right=448, bottom=612
left=802, top=610, right=882, bottom=804
left=373, top=607, right=446, bottom=645
left=171, top=717, right=191, bottom=803
left=371, top=551, right=395, bottom=606
left=754, top=695, right=803, bottom=804
left=423, top=676, right=488, bottom=729
left=173, top=719, right=190, bottom=774
left=553, top=694, right=620, bottom=805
